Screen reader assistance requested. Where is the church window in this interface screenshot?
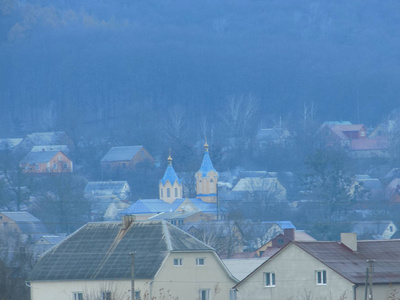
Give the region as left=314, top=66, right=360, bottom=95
left=210, top=179, right=214, bottom=183
left=167, top=188, right=170, bottom=197
left=160, top=189, right=163, bottom=198
left=175, top=188, right=178, bottom=197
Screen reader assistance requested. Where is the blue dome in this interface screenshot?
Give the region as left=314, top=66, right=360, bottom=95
left=198, top=152, right=218, bottom=176
left=160, top=165, right=181, bottom=185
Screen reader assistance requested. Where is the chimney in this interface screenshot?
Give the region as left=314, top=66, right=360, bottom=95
left=284, top=228, right=295, bottom=240
left=122, top=215, right=135, bottom=229
left=341, top=233, right=357, bottom=252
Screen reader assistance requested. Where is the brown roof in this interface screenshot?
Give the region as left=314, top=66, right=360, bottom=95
left=329, top=124, right=366, bottom=140
left=350, top=138, right=389, bottom=151
left=296, top=240, right=400, bottom=284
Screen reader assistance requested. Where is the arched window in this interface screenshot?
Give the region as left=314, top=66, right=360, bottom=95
left=167, top=188, right=170, bottom=197
left=175, top=188, right=178, bottom=197
left=160, top=189, right=163, bottom=198
left=210, top=179, right=214, bottom=183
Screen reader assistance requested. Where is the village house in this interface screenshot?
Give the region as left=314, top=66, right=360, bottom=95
left=100, top=145, right=154, bottom=174
left=385, top=178, right=400, bottom=202
left=0, top=211, right=48, bottom=242
left=29, top=218, right=238, bottom=300
left=19, top=149, right=73, bottom=173
left=14, top=131, right=74, bottom=157
left=233, top=233, right=400, bottom=300
left=255, top=127, right=294, bottom=148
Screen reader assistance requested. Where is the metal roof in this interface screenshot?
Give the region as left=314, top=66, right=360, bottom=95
left=29, top=221, right=213, bottom=281
left=19, top=150, right=61, bottom=164
left=101, top=146, right=143, bottom=162
left=84, top=181, right=130, bottom=196
left=1, top=211, right=48, bottom=237
left=198, top=152, right=217, bottom=176
left=31, top=145, right=69, bottom=152
left=160, top=165, right=181, bottom=186
left=296, top=240, right=400, bottom=284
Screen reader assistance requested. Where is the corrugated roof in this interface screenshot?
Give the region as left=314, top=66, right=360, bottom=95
left=101, top=146, right=143, bottom=162
left=198, top=152, right=217, bottom=176
left=160, top=165, right=181, bottom=186
left=84, top=181, right=129, bottom=196
left=296, top=240, right=400, bottom=284
left=29, top=221, right=212, bottom=281
left=19, top=151, right=60, bottom=164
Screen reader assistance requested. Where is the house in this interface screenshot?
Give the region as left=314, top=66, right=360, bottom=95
left=349, top=175, right=384, bottom=201
left=255, top=127, right=294, bottom=148
left=84, top=181, right=131, bottom=220
left=350, top=220, right=397, bottom=239
left=254, top=228, right=315, bottom=257
left=34, top=234, right=66, bottom=256
left=29, top=218, right=238, bottom=300
left=317, top=122, right=389, bottom=157
left=231, top=177, right=287, bottom=202
left=15, top=131, right=74, bottom=156
left=0, top=138, right=23, bottom=151
left=19, top=150, right=73, bottom=173
left=0, top=211, right=48, bottom=242
left=100, top=145, right=154, bottom=173
left=233, top=233, right=400, bottom=300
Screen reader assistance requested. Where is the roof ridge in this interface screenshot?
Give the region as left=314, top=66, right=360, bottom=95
left=162, top=220, right=173, bottom=251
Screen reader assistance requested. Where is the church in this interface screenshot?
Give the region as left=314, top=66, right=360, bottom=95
left=121, top=141, right=219, bottom=221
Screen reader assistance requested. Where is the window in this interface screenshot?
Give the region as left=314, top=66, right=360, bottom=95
left=229, top=289, right=237, bottom=300
left=360, top=131, right=366, bottom=137
left=264, top=272, right=275, bottom=287
left=178, top=220, right=183, bottom=225
left=63, top=163, right=68, bottom=169
left=200, top=289, right=210, bottom=300
left=53, top=163, right=57, bottom=170
left=277, top=238, right=284, bottom=245
left=58, top=155, right=62, bottom=161
left=135, top=291, right=141, bottom=300
left=196, top=258, right=205, bottom=266
left=210, top=179, right=214, bottom=183
left=175, top=188, right=178, bottom=197
left=316, top=270, right=327, bottom=285
left=160, top=189, right=163, bottom=198
left=174, top=258, right=183, bottom=266
left=167, top=188, right=170, bottom=197
left=101, top=291, right=111, bottom=300
left=390, top=225, right=394, bottom=232
left=73, top=292, right=84, bottom=300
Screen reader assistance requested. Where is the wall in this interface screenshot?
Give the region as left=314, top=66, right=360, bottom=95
left=236, top=243, right=354, bottom=300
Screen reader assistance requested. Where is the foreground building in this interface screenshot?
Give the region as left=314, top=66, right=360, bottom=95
left=234, top=233, right=400, bottom=300
left=29, top=218, right=238, bottom=300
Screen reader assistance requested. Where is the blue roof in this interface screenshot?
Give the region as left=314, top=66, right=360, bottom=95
left=121, top=199, right=172, bottom=214
left=198, top=152, right=217, bottom=176
left=121, top=198, right=217, bottom=215
left=160, top=165, right=181, bottom=186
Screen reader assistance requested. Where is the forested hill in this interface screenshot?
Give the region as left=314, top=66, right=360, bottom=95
left=1, top=0, right=400, bottom=138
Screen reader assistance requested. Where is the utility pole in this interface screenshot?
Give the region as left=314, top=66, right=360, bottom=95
left=364, top=259, right=375, bottom=300
left=130, top=252, right=135, bottom=300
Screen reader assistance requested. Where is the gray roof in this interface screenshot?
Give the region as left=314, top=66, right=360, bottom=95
left=149, top=211, right=200, bottom=221
left=31, top=145, right=69, bottom=152
left=223, top=258, right=268, bottom=281
left=84, top=181, right=130, bottom=196
left=296, top=240, right=400, bottom=284
left=20, top=150, right=60, bottom=164
left=101, top=146, right=144, bottom=162
left=1, top=211, right=48, bottom=237
left=29, top=220, right=213, bottom=281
